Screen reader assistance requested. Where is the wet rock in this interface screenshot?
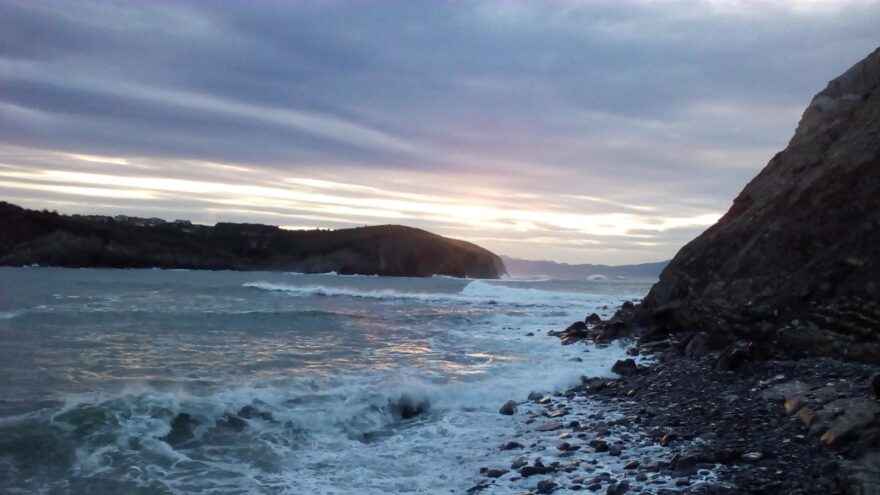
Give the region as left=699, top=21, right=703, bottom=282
left=501, top=441, right=524, bottom=450
left=623, top=460, right=640, bottom=469
left=536, top=421, right=564, bottom=432
left=714, top=344, right=749, bottom=371
left=840, top=453, right=880, bottom=495
left=741, top=452, right=764, bottom=462
left=589, top=439, right=609, bottom=452
left=821, top=409, right=878, bottom=447
left=586, top=313, right=602, bottom=325
left=611, top=359, right=639, bottom=377
left=486, top=468, right=508, bottom=478
left=660, top=433, right=677, bottom=446
left=511, top=455, right=529, bottom=470
left=499, top=400, right=518, bottom=415
left=520, top=465, right=548, bottom=477
left=608, top=445, right=622, bottom=456
left=566, top=321, right=588, bottom=333
left=466, top=480, right=489, bottom=493
left=536, top=479, right=558, bottom=494
left=528, top=391, right=544, bottom=401
left=606, top=480, right=629, bottom=495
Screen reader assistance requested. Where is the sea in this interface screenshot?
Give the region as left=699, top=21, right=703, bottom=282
left=0, top=267, right=653, bottom=494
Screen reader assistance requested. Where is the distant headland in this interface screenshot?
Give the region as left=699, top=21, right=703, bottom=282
left=0, top=202, right=506, bottom=278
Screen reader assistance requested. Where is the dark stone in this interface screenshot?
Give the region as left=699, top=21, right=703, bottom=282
left=499, top=400, right=517, bottom=415
left=501, top=441, right=524, bottom=450
left=566, top=321, right=588, bottom=333
left=715, top=344, right=749, bottom=371
left=520, top=465, right=548, bottom=477
left=589, top=439, right=609, bottom=452
left=873, top=375, right=880, bottom=399
left=586, top=313, right=602, bottom=325
left=536, top=479, right=558, bottom=494
left=486, top=468, right=508, bottom=478
left=607, top=480, right=630, bottom=495
left=528, top=391, right=544, bottom=401
left=611, top=359, right=639, bottom=377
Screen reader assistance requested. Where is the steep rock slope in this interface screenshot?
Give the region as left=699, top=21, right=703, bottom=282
left=638, top=47, right=880, bottom=363
left=0, top=202, right=506, bottom=278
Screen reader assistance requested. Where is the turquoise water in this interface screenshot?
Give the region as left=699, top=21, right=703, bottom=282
left=0, top=267, right=652, bottom=494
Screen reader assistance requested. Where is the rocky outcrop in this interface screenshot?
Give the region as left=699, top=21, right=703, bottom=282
left=0, top=202, right=507, bottom=278
left=638, top=47, right=880, bottom=364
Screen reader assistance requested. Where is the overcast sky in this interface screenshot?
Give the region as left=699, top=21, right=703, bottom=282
left=1, top=1, right=878, bottom=264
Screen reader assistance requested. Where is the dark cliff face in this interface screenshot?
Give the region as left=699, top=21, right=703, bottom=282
left=0, top=203, right=507, bottom=278
left=639, top=47, right=880, bottom=363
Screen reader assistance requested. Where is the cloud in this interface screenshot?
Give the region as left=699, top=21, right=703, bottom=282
left=1, top=0, right=878, bottom=263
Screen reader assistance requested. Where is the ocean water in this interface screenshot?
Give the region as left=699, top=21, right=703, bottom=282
left=0, top=267, right=652, bottom=494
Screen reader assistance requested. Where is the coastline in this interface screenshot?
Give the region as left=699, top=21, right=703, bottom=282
left=469, top=319, right=880, bottom=494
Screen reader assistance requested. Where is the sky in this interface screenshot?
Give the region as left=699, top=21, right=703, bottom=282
left=1, top=1, right=878, bottom=264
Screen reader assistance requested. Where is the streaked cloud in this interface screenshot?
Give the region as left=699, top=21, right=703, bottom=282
left=0, top=0, right=877, bottom=263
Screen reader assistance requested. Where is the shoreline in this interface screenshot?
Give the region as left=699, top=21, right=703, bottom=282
left=469, top=325, right=880, bottom=494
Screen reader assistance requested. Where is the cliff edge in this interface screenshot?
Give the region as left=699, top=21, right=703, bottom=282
left=637, top=47, right=880, bottom=363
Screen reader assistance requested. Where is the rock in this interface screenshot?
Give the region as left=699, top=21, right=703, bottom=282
left=486, top=468, right=508, bottom=478
left=840, top=453, right=880, bottom=495
left=623, top=460, right=640, bottom=470
left=536, top=479, right=558, bottom=494
left=660, top=433, right=677, bottom=446
left=637, top=47, right=880, bottom=365
left=586, top=482, right=602, bottom=492
left=873, top=375, right=880, bottom=399
left=528, top=391, right=544, bottom=401
left=586, top=313, right=602, bottom=325
left=820, top=460, right=839, bottom=475
left=714, top=344, right=749, bottom=371
left=796, top=407, right=817, bottom=427
left=520, top=465, right=548, bottom=477
left=499, top=400, right=517, bottom=415
left=784, top=396, right=804, bottom=414
left=511, top=455, right=529, bottom=470
left=501, top=441, right=524, bottom=450
left=539, top=397, right=552, bottom=405
left=606, top=480, right=629, bottom=495
left=611, top=359, right=639, bottom=377
left=821, top=410, right=878, bottom=447
left=589, top=439, right=609, bottom=452
left=566, top=321, right=588, bottom=333
left=608, top=445, right=622, bottom=456
left=466, top=481, right=489, bottom=493
left=741, top=452, right=764, bottom=462
left=536, top=422, right=564, bottom=432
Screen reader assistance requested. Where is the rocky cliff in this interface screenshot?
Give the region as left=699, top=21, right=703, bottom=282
left=637, top=47, right=880, bottom=363
left=0, top=202, right=507, bottom=278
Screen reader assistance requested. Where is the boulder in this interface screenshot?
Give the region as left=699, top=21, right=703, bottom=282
left=499, top=400, right=517, bottom=416
left=611, top=359, right=639, bottom=377
left=536, top=479, right=558, bottom=494
left=585, top=313, right=602, bottom=325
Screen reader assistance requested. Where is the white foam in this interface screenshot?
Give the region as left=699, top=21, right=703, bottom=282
left=244, top=279, right=617, bottom=308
